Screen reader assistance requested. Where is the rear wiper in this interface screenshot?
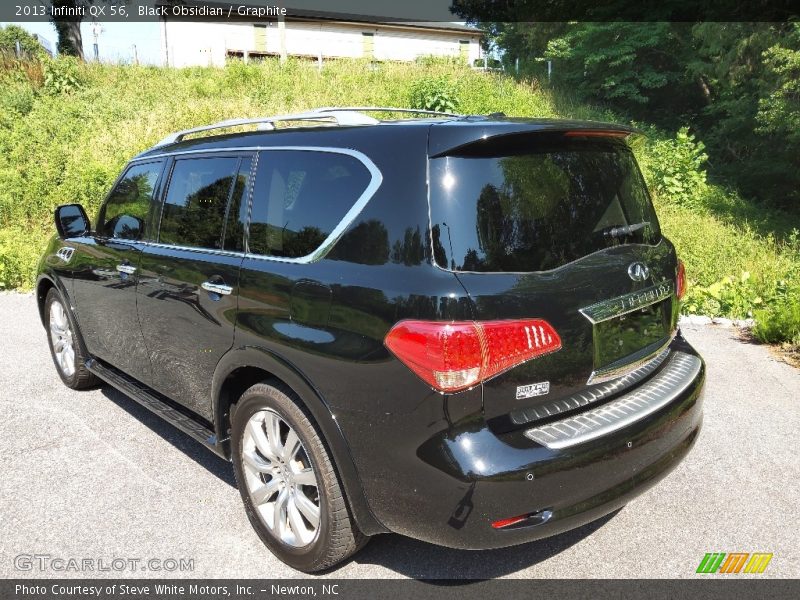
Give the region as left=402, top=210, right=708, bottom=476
left=603, top=221, right=650, bottom=238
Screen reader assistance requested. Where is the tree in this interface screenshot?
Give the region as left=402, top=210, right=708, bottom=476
left=0, top=24, right=46, bottom=57
left=51, top=0, right=86, bottom=59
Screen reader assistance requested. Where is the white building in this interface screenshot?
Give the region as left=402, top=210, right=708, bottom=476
left=159, top=9, right=483, bottom=68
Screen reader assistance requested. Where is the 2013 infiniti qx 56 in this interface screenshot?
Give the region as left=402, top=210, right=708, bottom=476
left=37, top=107, right=704, bottom=571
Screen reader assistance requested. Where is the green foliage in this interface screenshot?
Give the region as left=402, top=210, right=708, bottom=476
left=753, top=293, right=800, bottom=347
left=0, top=56, right=797, bottom=350
left=757, top=24, right=800, bottom=146
left=0, top=227, right=46, bottom=290
left=409, top=76, right=460, bottom=113
left=43, top=57, right=84, bottom=94
left=0, top=25, right=46, bottom=57
left=644, top=128, right=708, bottom=208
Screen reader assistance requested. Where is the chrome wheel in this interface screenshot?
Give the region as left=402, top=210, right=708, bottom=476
left=241, top=409, right=321, bottom=547
left=49, top=300, right=75, bottom=377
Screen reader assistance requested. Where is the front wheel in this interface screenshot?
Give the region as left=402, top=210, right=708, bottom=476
left=231, top=382, right=367, bottom=572
left=45, top=288, right=99, bottom=389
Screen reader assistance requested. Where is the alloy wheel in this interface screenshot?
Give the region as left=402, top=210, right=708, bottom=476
left=241, top=409, right=321, bottom=547
left=49, top=300, right=76, bottom=377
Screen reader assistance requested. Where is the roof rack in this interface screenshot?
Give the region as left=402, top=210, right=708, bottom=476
left=312, top=106, right=463, bottom=118
left=153, top=106, right=461, bottom=148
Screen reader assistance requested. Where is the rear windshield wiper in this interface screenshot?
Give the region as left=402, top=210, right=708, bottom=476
left=603, top=221, right=650, bottom=238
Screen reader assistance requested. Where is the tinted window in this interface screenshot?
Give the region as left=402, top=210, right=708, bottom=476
left=249, top=150, right=371, bottom=258
left=429, top=138, right=660, bottom=272
left=160, top=157, right=245, bottom=250
left=99, top=161, right=163, bottom=240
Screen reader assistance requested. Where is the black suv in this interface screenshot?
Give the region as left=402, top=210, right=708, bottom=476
left=37, top=108, right=704, bottom=572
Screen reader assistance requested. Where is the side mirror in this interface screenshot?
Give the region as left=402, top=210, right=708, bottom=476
left=55, top=204, right=90, bottom=239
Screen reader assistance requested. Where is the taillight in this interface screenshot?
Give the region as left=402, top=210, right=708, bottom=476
left=676, top=260, right=687, bottom=300
left=384, top=319, right=562, bottom=393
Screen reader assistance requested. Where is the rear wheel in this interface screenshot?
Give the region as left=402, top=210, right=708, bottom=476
left=231, top=381, right=367, bottom=572
left=44, top=288, right=99, bottom=389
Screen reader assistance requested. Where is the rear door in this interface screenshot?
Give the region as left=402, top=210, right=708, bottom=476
left=427, top=129, right=679, bottom=429
left=136, top=153, right=252, bottom=420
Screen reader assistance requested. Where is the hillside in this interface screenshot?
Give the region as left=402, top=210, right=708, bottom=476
left=1, top=57, right=797, bottom=350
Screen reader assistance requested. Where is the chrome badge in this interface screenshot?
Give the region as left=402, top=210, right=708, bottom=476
left=516, top=381, right=550, bottom=400
left=627, top=262, right=650, bottom=282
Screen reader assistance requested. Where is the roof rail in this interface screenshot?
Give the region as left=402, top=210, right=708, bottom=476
left=153, top=106, right=462, bottom=148
left=313, top=106, right=462, bottom=118
left=153, top=109, right=381, bottom=148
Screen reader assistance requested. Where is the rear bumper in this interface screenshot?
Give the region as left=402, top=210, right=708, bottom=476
left=336, top=334, right=704, bottom=549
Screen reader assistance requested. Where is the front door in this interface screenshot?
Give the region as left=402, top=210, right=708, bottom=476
left=71, top=160, right=165, bottom=382
left=137, top=154, right=252, bottom=420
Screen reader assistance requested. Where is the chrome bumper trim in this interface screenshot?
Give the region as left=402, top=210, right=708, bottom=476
left=510, top=346, right=671, bottom=426
left=524, top=351, right=702, bottom=449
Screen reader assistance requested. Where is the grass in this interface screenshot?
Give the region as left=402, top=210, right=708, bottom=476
left=0, top=56, right=798, bottom=351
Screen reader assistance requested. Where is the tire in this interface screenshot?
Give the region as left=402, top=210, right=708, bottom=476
left=231, top=381, right=367, bottom=572
left=44, top=287, right=99, bottom=390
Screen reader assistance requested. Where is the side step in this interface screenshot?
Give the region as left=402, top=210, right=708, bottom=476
left=85, top=358, right=226, bottom=459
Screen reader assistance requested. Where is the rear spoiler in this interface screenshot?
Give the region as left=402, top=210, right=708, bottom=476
left=428, top=120, right=639, bottom=158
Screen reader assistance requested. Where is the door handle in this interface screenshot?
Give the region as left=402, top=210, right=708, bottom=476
left=116, top=264, right=137, bottom=275
left=201, top=281, right=233, bottom=296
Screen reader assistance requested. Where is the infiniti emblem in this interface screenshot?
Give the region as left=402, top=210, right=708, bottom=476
left=628, top=262, right=650, bottom=282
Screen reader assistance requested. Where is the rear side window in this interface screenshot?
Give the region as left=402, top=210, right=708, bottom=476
left=429, top=137, right=661, bottom=272
left=249, top=150, right=371, bottom=259
left=98, top=161, right=163, bottom=240
left=159, top=156, right=249, bottom=250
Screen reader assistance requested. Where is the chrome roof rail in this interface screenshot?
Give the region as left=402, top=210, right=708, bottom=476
left=313, top=106, right=463, bottom=118
left=153, top=109, right=381, bottom=148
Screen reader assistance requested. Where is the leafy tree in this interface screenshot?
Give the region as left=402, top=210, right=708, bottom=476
left=51, top=0, right=85, bottom=59
left=0, top=24, right=46, bottom=57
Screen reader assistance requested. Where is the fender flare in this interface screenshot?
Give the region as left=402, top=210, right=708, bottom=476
left=211, top=345, right=387, bottom=536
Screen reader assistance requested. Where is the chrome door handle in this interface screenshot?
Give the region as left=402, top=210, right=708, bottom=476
left=116, top=264, right=137, bottom=275
left=201, top=281, right=232, bottom=296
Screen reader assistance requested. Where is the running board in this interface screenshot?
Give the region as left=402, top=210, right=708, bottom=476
left=85, top=358, right=226, bottom=459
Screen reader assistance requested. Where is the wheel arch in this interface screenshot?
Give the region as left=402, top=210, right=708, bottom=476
left=211, top=346, right=387, bottom=536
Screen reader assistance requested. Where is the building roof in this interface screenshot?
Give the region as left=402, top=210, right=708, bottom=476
left=156, top=1, right=482, bottom=34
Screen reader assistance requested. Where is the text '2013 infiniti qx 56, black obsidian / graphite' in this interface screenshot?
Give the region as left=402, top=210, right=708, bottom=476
left=37, top=107, right=704, bottom=572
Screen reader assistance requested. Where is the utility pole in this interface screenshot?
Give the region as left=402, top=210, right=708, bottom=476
left=132, top=44, right=138, bottom=65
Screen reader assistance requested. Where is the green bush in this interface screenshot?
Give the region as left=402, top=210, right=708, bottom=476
left=645, top=127, right=708, bottom=207
left=753, top=293, right=800, bottom=347
left=0, top=226, right=47, bottom=290
left=43, top=57, right=84, bottom=95
left=409, top=76, right=460, bottom=112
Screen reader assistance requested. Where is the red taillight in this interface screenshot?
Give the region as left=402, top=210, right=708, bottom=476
left=491, top=514, right=528, bottom=529
left=384, top=319, right=562, bottom=393
left=676, top=260, right=687, bottom=300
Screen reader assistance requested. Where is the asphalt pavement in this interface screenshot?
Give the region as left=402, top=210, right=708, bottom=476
left=0, top=292, right=797, bottom=579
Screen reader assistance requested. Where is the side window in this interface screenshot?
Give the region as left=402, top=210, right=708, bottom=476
left=159, top=156, right=247, bottom=250
left=99, top=161, right=163, bottom=240
left=249, top=150, right=372, bottom=258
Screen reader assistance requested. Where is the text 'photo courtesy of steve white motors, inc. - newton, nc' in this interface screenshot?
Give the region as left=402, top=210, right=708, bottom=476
left=14, top=583, right=340, bottom=598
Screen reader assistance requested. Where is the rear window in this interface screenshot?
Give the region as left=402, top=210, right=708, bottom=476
left=248, top=150, right=372, bottom=259
left=429, top=136, right=660, bottom=272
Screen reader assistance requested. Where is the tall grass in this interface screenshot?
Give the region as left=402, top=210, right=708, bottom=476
left=0, top=57, right=797, bottom=349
